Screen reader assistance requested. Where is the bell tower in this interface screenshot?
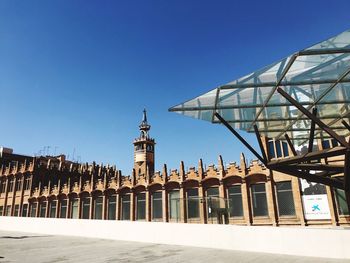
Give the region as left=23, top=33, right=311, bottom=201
left=133, top=109, right=155, bottom=178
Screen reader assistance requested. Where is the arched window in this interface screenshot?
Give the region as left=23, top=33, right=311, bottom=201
left=39, top=199, right=47, bottom=218
left=70, top=195, right=79, bottom=219
left=59, top=196, right=68, bottom=218
left=49, top=198, right=57, bottom=218
left=107, top=193, right=117, bottom=220
left=121, top=194, right=130, bottom=220
left=30, top=200, right=38, bottom=217
left=276, top=181, right=295, bottom=216
left=206, top=187, right=219, bottom=221
left=94, top=193, right=103, bottom=220
left=168, top=189, right=180, bottom=221
left=136, top=192, right=146, bottom=220
left=152, top=191, right=162, bottom=221
left=251, top=183, right=268, bottom=217
left=187, top=188, right=199, bottom=220
left=81, top=194, right=91, bottom=219
left=227, top=185, right=243, bottom=217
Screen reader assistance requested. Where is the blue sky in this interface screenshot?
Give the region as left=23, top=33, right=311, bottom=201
left=0, top=0, right=349, bottom=174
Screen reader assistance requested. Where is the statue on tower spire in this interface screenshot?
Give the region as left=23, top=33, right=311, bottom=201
left=139, top=109, right=151, bottom=139
left=134, top=109, right=155, bottom=178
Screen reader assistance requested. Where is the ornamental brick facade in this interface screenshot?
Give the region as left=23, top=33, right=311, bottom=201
left=0, top=111, right=349, bottom=226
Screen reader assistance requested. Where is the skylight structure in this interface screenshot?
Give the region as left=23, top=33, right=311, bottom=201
left=169, top=29, right=350, bottom=195
left=169, top=29, right=350, bottom=145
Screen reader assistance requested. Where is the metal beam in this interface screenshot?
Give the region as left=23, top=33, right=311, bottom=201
left=268, top=146, right=347, bottom=167
left=277, top=87, right=349, bottom=148
left=295, top=109, right=350, bottom=146
left=288, top=163, right=345, bottom=173
left=308, top=108, right=317, bottom=153
left=219, top=78, right=350, bottom=90
left=284, top=134, right=297, bottom=156
left=248, top=55, right=298, bottom=131
left=297, top=48, right=350, bottom=56
left=273, top=167, right=344, bottom=190
left=170, top=100, right=350, bottom=112
left=342, top=120, right=350, bottom=132
left=253, top=125, right=268, bottom=163
left=343, top=148, right=350, bottom=213
left=214, top=112, right=266, bottom=164
left=344, top=149, right=350, bottom=192
left=275, top=67, right=350, bottom=141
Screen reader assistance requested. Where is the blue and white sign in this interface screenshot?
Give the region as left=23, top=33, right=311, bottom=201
left=302, top=194, right=331, bottom=220
left=300, top=179, right=331, bottom=220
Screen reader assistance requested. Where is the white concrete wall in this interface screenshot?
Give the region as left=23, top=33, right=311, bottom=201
left=0, top=216, right=349, bottom=259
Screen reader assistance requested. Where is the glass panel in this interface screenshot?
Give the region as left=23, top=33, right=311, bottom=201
left=187, top=188, right=199, bottom=219
left=169, top=29, right=350, bottom=142
left=322, top=139, right=331, bottom=149
left=171, top=89, right=217, bottom=110
left=275, top=141, right=282, bottom=158
left=24, top=176, right=31, bottom=190
left=228, top=185, right=243, bottom=217
left=169, top=190, right=180, bottom=221
left=107, top=195, right=116, bottom=220
left=227, top=55, right=292, bottom=86
left=94, top=196, right=103, bottom=220
left=136, top=193, right=146, bottom=220
left=206, top=187, right=219, bottom=197
left=207, top=187, right=220, bottom=220
left=9, top=179, right=14, bottom=192
left=49, top=201, right=57, bottom=218
left=305, top=30, right=350, bottom=50
left=335, top=189, right=349, bottom=215
left=0, top=181, right=6, bottom=194
left=30, top=203, right=37, bottom=217
left=6, top=206, right=11, bottom=216
left=282, top=141, right=289, bottom=157
left=218, top=87, right=273, bottom=108
left=15, top=179, right=21, bottom=192
left=22, top=204, right=28, bottom=217
left=60, top=199, right=67, bottom=218
left=39, top=202, right=47, bottom=217
left=121, top=194, right=130, bottom=220
left=251, top=184, right=268, bottom=217
left=14, top=205, right=19, bottom=216
left=276, top=181, right=296, bottom=216
left=152, top=192, right=163, bottom=220
left=82, top=197, right=90, bottom=219
left=70, top=198, right=79, bottom=219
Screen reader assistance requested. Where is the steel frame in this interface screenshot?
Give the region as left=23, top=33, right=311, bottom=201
left=214, top=89, right=350, bottom=210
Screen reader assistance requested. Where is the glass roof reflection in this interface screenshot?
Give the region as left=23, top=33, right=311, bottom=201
left=169, top=29, right=350, bottom=145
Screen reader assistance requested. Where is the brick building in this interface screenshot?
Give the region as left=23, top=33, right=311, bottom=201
left=0, top=111, right=349, bottom=226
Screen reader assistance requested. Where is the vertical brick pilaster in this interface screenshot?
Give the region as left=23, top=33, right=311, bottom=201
left=162, top=187, right=168, bottom=222
left=198, top=184, right=205, bottom=224
left=326, top=186, right=338, bottom=226
left=130, top=190, right=135, bottom=221
left=242, top=180, right=252, bottom=225
left=180, top=184, right=186, bottom=223
left=266, top=175, right=278, bottom=226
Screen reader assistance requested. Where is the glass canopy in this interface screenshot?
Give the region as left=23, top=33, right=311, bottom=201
left=169, top=29, right=350, bottom=145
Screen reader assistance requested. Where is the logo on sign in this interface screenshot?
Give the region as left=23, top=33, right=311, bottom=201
left=312, top=204, right=320, bottom=211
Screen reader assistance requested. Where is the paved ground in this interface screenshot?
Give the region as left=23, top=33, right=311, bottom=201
left=0, top=231, right=349, bottom=263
